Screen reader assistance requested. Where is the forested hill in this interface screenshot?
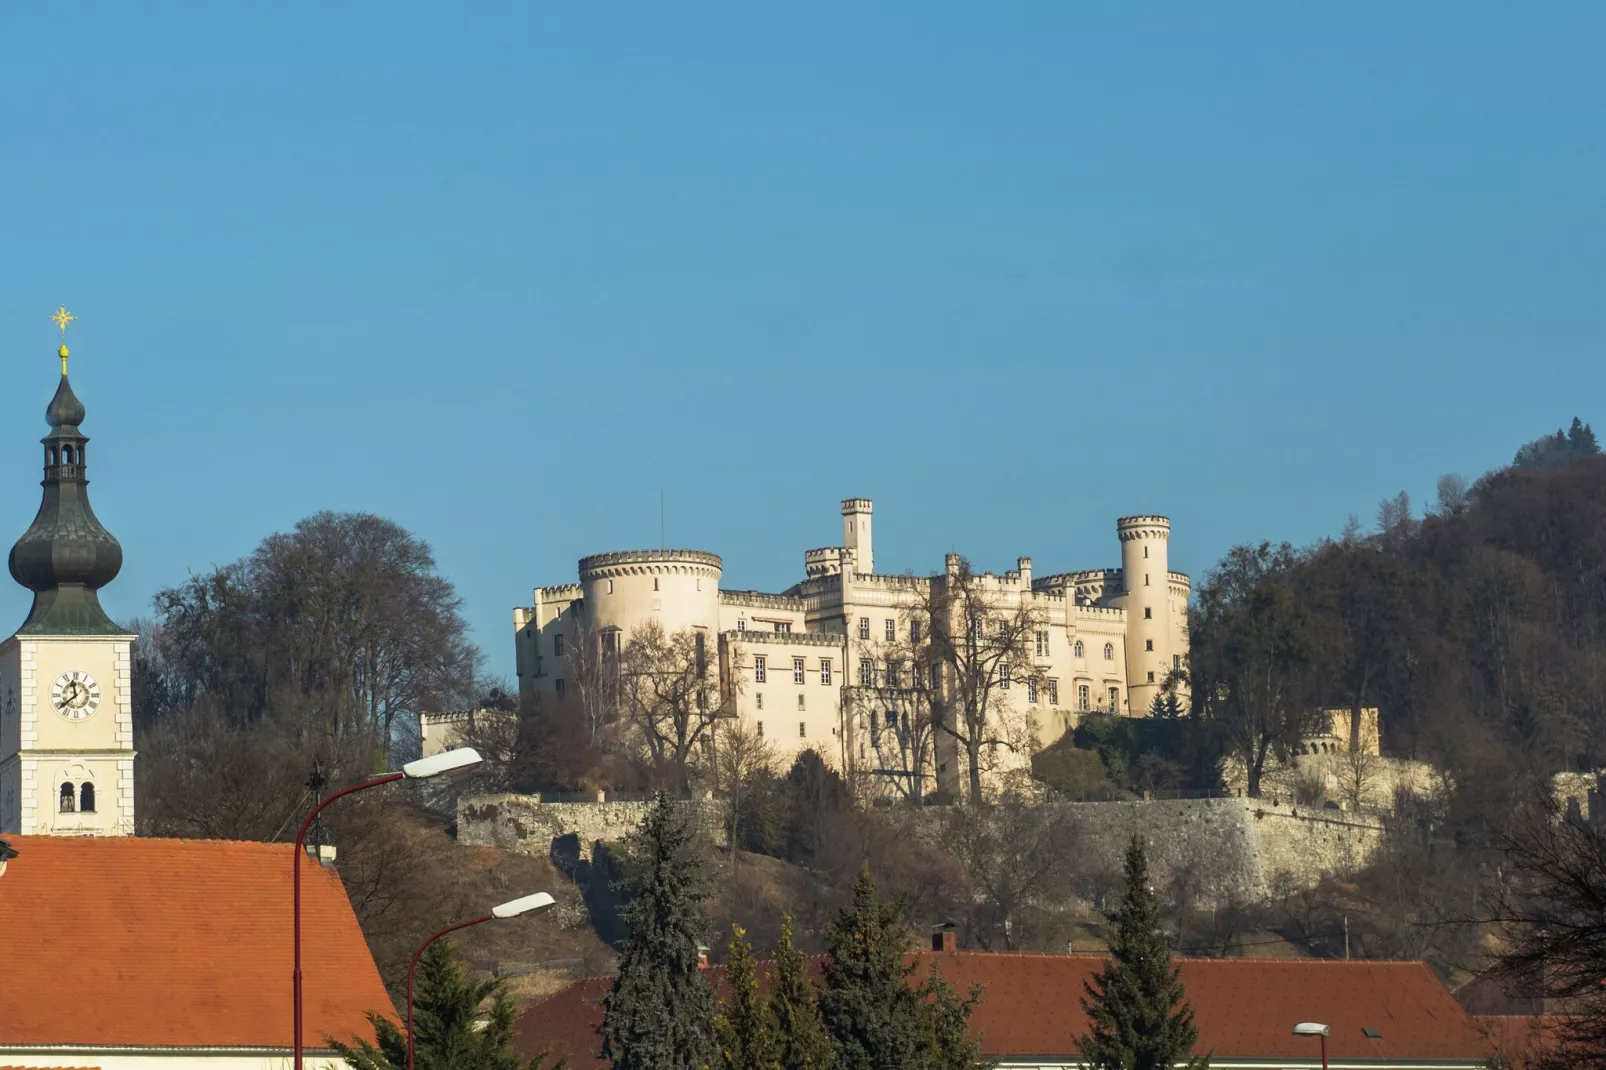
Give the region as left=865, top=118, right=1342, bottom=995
left=1190, top=418, right=1606, bottom=826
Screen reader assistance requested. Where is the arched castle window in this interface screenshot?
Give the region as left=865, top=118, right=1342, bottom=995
left=80, top=783, right=96, bottom=813
left=48, top=446, right=58, bottom=466
left=1074, top=640, right=1084, bottom=658
left=1103, top=643, right=1114, bottom=660
left=59, top=782, right=75, bottom=813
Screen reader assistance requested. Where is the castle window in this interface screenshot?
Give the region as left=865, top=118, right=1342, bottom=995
left=756, top=693, right=763, bottom=710
left=1104, top=643, right=1114, bottom=661
left=60, top=782, right=75, bottom=813
left=1145, top=574, right=1150, bottom=586
left=820, top=658, right=832, bottom=685
left=1145, top=639, right=1154, bottom=652
left=48, top=446, right=58, bottom=465
left=911, top=620, right=922, bottom=643
left=654, top=577, right=660, bottom=591
left=1035, top=630, right=1049, bottom=656
left=1147, top=671, right=1155, bottom=682
left=1074, top=640, right=1084, bottom=658
left=737, top=619, right=746, bottom=631
left=1048, top=679, right=1059, bottom=705
left=859, top=660, right=874, bottom=687
left=1109, top=687, right=1120, bottom=710
left=858, top=617, right=870, bottom=640
left=1174, top=654, right=1182, bottom=670
left=930, top=662, right=940, bottom=688
left=798, top=694, right=805, bottom=710
left=793, top=658, right=805, bottom=684
left=553, top=633, right=565, bottom=656
left=1144, top=546, right=1149, bottom=559
left=755, top=656, right=767, bottom=683
left=999, top=665, right=1010, bottom=689
left=1027, top=679, right=1039, bottom=704
left=871, top=710, right=880, bottom=735
left=80, top=783, right=95, bottom=813
left=555, top=678, right=566, bottom=697
left=607, top=580, right=614, bottom=594
left=1144, top=607, right=1152, bottom=620
left=799, top=721, right=806, bottom=738
left=62, top=445, right=74, bottom=464
left=773, top=621, right=791, bottom=633
left=885, top=619, right=895, bottom=641
left=885, top=660, right=901, bottom=688
left=757, top=721, right=765, bottom=738
left=1078, top=685, right=1090, bottom=711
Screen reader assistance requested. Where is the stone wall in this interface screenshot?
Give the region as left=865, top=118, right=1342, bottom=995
left=458, top=793, right=726, bottom=863
left=461, top=793, right=1382, bottom=910
left=1222, top=752, right=1438, bottom=813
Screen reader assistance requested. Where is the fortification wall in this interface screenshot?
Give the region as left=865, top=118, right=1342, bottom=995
left=458, top=793, right=726, bottom=863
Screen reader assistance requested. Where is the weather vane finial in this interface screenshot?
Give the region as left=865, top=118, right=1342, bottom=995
left=50, top=305, right=75, bottom=375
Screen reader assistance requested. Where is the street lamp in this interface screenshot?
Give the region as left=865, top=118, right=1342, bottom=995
left=1293, top=1021, right=1330, bottom=1070
left=406, top=891, right=557, bottom=1070
left=293, top=748, right=483, bottom=1070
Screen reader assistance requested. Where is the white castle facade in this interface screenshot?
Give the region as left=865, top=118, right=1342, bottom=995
left=514, top=498, right=1189, bottom=795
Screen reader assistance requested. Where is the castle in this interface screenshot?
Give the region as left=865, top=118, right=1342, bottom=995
left=514, top=499, right=1189, bottom=796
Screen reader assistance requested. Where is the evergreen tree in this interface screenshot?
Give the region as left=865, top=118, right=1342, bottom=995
left=819, top=865, right=988, bottom=1069
left=601, top=793, right=717, bottom=1070
left=327, top=938, right=556, bottom=1070
left=714, top=924, right=779, bottom=1070
left=820, top=865, right=927, bottom=1070
left=1079, top=836, right=1208, bottom=1070
left=770, top=914, right=835, bottom=1070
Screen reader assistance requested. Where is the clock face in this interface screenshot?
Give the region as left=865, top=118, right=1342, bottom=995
left=52, top=670, right=101, bottom=720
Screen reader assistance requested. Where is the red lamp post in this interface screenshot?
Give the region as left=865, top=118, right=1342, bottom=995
left=292, top=748, right=483, bottom=1070
left=406, top=892, right=556, bottom=1070
left=1294, top=1022, right=1330, bottom=1069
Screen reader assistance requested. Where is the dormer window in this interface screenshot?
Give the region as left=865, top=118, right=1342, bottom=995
left=59, top=782, right=75, bottom=813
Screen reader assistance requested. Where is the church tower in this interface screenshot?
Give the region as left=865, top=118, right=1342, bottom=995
left=0, top=310, right=135, bottom=835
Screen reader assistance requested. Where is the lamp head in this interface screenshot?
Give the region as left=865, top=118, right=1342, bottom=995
left=1293, top=1022, right=1331, bottom=1037
left=402, top=747, right=483, bottom=779
left=492, top=891, right=556, bottom=919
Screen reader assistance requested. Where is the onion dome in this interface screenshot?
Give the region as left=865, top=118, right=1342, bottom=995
left=8, top=341, right=127, bottom=636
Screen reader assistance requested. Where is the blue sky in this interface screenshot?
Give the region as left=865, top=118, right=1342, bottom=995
left=2, top=3, right=1603, bottom=680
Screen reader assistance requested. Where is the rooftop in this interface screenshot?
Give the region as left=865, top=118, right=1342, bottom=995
left=0, top=836, right=394, bottom=1052
left=514, top=952, right=1492, bottom=1067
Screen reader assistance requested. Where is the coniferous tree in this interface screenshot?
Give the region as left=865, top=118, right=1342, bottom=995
left=714, top=924, right=779, bottom=1070
left=819, top=865, right=987, bottom=1069
left=1079, top=836, right=1208, bottom=1070
left=601, top=793, right=717, bottom=1070
left=327, top=938, right=556, bottom=1070
left=770, top=914, right=834, bottom=1070
left=820, top=865, right=926, bottom=1070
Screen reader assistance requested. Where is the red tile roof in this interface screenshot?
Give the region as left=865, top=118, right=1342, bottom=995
left=515, top=953, right=1493, bottom=1067
left=0, top=836, right=396, bottom=1051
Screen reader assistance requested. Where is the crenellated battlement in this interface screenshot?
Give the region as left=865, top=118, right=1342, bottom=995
left=579, top=549, right=723, bottom=578
left=536, top=583, right=583, bottom=598
left=720, top=589, right=806, bottom=611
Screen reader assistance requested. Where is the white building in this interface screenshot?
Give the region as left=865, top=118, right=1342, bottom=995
left=515, top=499, right=1189, bottom=796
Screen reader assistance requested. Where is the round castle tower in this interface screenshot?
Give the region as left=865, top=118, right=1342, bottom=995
left=578, top=549, right=722, bottom=638
left=1117, top=515, right=1171, bottom=713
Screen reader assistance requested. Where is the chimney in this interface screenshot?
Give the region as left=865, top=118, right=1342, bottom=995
left=931, top=921, right=957, bottom=952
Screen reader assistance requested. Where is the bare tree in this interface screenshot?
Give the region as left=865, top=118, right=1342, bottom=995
left=868, top=558, right=1048, bottom=801
left=943, top=792, right=1079, bottom=950
left=1337, top=745, right=1382, bottom=812
left=615, top=619, right=722, bottom=795
left=712, top=718, right=779, bottom=861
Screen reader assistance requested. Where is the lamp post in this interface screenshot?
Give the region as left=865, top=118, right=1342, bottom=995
left=293, top=747, right=483, bottom=1070
left=1293, top=1021, right=1330, bottom=1070
left=406, top=891, right=557, bottom=1070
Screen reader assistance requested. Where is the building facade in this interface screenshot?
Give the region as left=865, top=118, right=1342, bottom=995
left=515, top=499, right=1189, bottom=796
left=0, top=336, right=135, bottom=835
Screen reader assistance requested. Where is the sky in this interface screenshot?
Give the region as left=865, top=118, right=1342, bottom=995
left=2, top=3, right=1603, bottom=681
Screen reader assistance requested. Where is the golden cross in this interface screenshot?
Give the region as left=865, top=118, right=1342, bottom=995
left=50, top=305, right=76, bottom=340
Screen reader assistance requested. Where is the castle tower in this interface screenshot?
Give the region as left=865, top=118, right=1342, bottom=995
left=841, top=498, right=873, bottom=575
left=1117, top=515, right=1171, bottom=714
left=0, top=312, right=136, bottom=835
